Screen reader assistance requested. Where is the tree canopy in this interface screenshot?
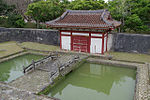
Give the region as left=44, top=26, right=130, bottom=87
left=107, top=0, right=150, bottom=33
left=68, top=0, right=106, bottom=10
left=25, top=0, right=64, bottom=28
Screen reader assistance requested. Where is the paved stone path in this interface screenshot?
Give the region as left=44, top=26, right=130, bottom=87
left=9, top=70, right=50, bottom=94
left=0, top=83, right=52, bottom=100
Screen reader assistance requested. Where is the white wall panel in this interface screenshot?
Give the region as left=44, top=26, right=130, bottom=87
left=90, top=38, right=102, bottom=53
left=72, top=32, right=89, bottom=36
left=61, top=36, right=71, bottom=50
left=61, top=32, right=71, bottom=35
left=104, top=37, right=107, bottom=52
left=91, top=34, right=102, bottom=37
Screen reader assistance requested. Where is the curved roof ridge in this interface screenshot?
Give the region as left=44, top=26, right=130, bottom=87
left=67, top=9, right=108, bottom=13
left=101, top=10, right=113, bottom=27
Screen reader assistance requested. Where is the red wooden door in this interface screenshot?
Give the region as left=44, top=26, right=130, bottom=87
left=72, top=36, right=89, bottom=53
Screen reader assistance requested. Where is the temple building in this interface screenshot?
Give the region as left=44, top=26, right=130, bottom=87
left=46, top=9, right=121, bottom=54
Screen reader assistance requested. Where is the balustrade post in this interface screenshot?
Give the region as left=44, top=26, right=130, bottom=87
left=32, top=59, right=35, bottom=70
left=23, top=65, right=25, bottom=73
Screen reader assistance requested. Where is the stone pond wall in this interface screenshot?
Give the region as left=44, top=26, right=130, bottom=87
left=0, top=27, right=150, bottom=54
left=111, top=33, right=150, bottom=54
left=0, top=27, right=60, bottom=45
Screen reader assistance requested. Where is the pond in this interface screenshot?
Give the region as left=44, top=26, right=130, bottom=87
left=0, top=54, right=44, bottom=83
left=47, top=63, right=136, bottom=100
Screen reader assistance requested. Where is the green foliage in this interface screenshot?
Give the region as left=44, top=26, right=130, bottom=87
left=0, top=0, right=15, bottom=16
left=107, top=0, right=150, bottom=33
left=0, top=0, right=25, bottom=28
left=25, top=0, right=64, bottom=28
left=68, top=0, right=105, bottom=10
left=23, top=22, right=37, bottom=28
left=125, top=14, right=149, bottom=33
left=7, top=13, right=25, bottom=28
left=0, top=16, right=8, bottom=27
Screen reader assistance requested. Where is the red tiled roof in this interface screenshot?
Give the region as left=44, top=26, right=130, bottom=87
left=46, top=9, right=121, bottom=30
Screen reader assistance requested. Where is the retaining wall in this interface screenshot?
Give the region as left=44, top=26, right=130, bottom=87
left=112, top=33, right=150, bottom=54
left=0, top=27, right=60, bottom=45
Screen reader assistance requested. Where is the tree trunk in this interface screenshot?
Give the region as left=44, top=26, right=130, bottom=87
left=36, top=20, right=40, bottom=28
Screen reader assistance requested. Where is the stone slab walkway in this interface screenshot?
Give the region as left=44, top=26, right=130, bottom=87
left=9, top=70, right=50, bottom=94
left=0, top=83, right=52, bottom=100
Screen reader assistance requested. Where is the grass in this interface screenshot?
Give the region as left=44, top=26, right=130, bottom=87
left=106, top=51, right=150, bottom=63
left=1, top=41, right=150, bottom=64
left=21, top=42, right=60, bottom=51
left=0, top=41, right=24, bottom=58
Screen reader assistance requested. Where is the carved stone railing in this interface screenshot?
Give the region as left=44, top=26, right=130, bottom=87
left=23, top=54, right=58, bottom=74
left=49, top=55, right=80, bottom=84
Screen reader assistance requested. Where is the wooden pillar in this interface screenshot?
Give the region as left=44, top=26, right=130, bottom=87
left=71, top=31, right=73, bottom=51
left=106, top=32, right=108, bottom=52
left=101, top=33, right=104, bottom=54
left=60, top=30, right=62, bottom=49
left=88, top=32, right=91, bottom=53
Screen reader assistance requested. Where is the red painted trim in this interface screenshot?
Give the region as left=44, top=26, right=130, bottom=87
left=101, top=33, right=104, bottom=54
left=61, top=30, right=103, bottom=34
left=71, top=31, right=73, bottom=51
left=47, top=26, right=110, bottom=31
left=106, top=32, right=108, bottom=52
left=91, top=32, right=103, bottom=34
left=60, top=30, right=62, bottom=49
left=88, top=32, right=91, bottom=53
left=61, top=34, right=71, bottom=36
left=72, top=35, right=89, bottom=37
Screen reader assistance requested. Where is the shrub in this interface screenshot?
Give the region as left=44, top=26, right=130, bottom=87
left=7, top=13, right=25, bottom=28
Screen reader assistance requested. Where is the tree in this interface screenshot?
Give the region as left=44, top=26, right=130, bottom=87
left=125, top=14, right=149, bottom=33
left=25, top=0, right=64, bottom=28
left=107, top=0, right=129, bottom=32
left=68, top=0, right=106, bottom=10
left=3, top=0, right=32, bottom=19
left=7, top=12, right=25, bottom=28
left=107, top=0, right=150, bottom=33
left=0, top=0, right=15, bottom=16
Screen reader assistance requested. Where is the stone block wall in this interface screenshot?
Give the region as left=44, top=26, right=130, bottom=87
left=0, top=27, right=60, bottom=45
left=112, top=33, right=150, bottom=54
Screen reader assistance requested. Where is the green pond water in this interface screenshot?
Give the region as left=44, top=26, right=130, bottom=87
left=47, top=63, right=136, bottom=100
left=0, top=54, right=44, bottom=83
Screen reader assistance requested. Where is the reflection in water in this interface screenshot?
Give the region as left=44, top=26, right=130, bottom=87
left=0, top=54, right=44, bottom=83
left=48, top=63, right=136, bottom=100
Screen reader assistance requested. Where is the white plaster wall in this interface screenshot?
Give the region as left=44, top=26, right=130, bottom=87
left=91, top=34, right=102, bottom=37
left=90, top=38, right=102, bottom=53
left=72, top=32, right=89, bottom=36
left=61, top=32, right=71, bottom=35
left=104, top=36, right=107, bottom=52
left=61, top=36, right=71, bottom=50
left=107, top=34, right=113, bottom=51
